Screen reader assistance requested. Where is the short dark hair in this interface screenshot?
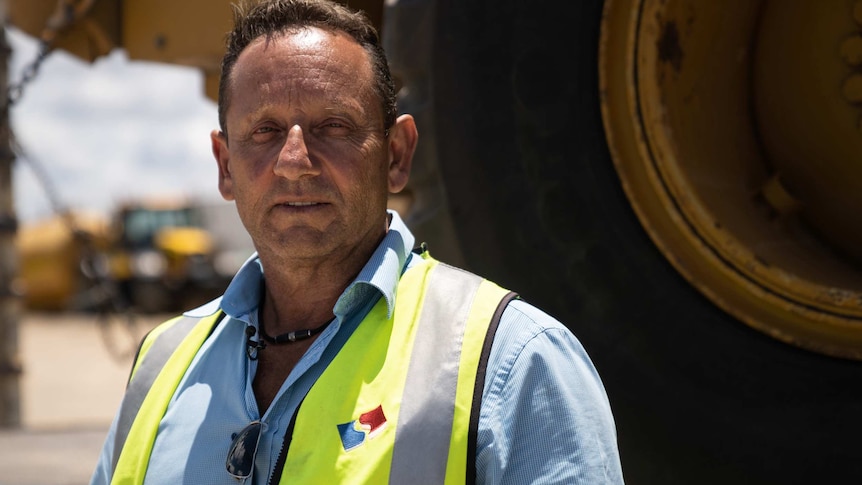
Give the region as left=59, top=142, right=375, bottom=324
left=218, top=0, right=397, bottom=136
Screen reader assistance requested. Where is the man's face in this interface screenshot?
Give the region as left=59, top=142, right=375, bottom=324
left=212, top=28, right=402, bottom=267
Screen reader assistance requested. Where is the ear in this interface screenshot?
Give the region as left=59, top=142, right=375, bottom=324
left=387, top=114, right=418, bottom=193
left=211, top=130, right=235, bottom=201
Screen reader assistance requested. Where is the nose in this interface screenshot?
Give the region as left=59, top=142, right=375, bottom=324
left=273, top=124, right=320, bottom=180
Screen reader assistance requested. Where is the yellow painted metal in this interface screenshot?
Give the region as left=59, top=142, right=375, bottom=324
left=753, top=1, right=862, bottom=266
left=15, top=212, right=109, bottom=311
left=155, top=227, right=214, bottom=258
left=8, top=0, right=120, bottom=61
left=600, top=0, right=862, bottom=359
left=7, top=0, right=232, bottom=100
left=7, top=0, right=385, bottom=102
left=122, top=0, right=381, bottom=102
left=123, top=0, right=232, bottom=100
left=7, top=1, right=57, bottom=42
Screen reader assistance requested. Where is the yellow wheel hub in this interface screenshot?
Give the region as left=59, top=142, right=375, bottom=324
left=600, top=0, right=862, bottom=359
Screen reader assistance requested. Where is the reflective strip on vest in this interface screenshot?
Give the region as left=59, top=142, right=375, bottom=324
left=390, top=263, right=482, bottom=484
left=282, top=259, right=512, bottom=484
left=111, top=315, right=198, bottom=471
left=110, top=311, right=224, bottom=484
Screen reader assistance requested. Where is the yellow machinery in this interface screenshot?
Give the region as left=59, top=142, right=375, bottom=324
left=106, top=199, right=220, bottom=313
left=16, top=199, right=220, bottom=313
left=15, top=211, right=108, bottom=311
left=8, top=0, right=862, bottom=482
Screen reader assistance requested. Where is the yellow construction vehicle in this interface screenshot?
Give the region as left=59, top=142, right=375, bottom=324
left=17, top=198, right=222, bottom=313
left=106, top=198, right=221, bottom=313
left=15, top=211, right=109, bottom=311
left=8, top=0, right=862, bottom=482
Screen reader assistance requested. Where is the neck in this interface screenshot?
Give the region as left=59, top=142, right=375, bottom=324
left=258, top=312, right=334, bottom=344
left=258, top=277, right=338, bottom=337
left=255, top=214, right=391, bottom=333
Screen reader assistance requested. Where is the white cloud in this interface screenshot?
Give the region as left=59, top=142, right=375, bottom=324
left=7, top=27, right=223, bottom=223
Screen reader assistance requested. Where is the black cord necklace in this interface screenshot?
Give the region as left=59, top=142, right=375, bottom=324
left=253, top=279, right=335, bottom=349
left=258, top=316, right=335, bottom=344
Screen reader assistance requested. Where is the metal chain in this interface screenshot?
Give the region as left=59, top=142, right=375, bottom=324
left=5, top=0, right=99, bottom=109
left=6, top=1, right=139, bottom=363
left=10, top=136, right=70, bottom=220
left=11, top=82, right=139, bottom=365
left=7, top=0, right=111, bottom=249
left=6, top=39, right=53, bottom=108
left=4, top=0, right=89, bottom=215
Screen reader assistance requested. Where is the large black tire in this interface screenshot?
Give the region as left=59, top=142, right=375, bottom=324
left=429, top=0, right=862, bottom=482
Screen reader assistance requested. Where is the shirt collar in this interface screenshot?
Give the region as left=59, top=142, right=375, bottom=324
left=189, top=210, right=415, bottom=321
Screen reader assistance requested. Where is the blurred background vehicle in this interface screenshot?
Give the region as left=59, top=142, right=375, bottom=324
left=105, top=198, right=219, bottom=313
left=16, top=197, right=244, bottom=314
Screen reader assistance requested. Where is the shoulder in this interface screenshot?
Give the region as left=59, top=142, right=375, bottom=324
left=133, top=296, right=226, bottom=371
left=477, top=298, right=624, bottom=483
left=490, top=298, right=603, bottom=387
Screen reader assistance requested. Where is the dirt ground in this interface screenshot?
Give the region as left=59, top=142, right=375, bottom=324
left=0, top=311, right=165, bottom=485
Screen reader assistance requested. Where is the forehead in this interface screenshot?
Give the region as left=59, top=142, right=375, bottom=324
left=227, top=27, right=378, bottom=120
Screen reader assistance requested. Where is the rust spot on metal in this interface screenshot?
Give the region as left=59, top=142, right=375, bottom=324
left=657, top=20, right=683, bottom=72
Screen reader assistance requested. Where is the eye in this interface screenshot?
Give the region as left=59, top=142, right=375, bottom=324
left=249, top=124, right=281, bottom=143
left=315, top=119, right=353, bottom=137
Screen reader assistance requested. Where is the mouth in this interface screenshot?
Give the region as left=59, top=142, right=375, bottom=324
left=274, top=200, right=329, bottom=213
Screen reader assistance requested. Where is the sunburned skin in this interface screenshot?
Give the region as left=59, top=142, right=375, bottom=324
left=210, top=25, right=417, bottom=343
left=214, top=29, right=391, bottom=270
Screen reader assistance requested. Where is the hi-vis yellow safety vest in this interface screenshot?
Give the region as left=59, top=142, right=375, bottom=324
left=110, top=255, right=517, bottom=485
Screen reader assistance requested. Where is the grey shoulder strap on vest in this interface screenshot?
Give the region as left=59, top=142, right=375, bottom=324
left=388, top=263, right=517, bottom=485
left=110, top=312, right=221, bottom=472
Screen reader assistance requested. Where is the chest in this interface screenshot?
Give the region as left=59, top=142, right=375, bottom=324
left=253, top=340, right=316, bottom=413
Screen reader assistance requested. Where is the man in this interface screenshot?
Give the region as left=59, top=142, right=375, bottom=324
left=90, top=0, right=624, bottom=483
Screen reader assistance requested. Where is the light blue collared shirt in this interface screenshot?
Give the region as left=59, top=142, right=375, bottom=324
left=91, top=211, right=623, bottom=484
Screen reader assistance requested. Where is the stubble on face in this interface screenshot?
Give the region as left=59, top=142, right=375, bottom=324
left=217, top=28, right=392, bottom=274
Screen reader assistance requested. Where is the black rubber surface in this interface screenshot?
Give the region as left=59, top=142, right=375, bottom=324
left=429, top=0, right=862, bottom=482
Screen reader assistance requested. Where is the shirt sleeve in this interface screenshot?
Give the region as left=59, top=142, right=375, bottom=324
left=476, top=299, right=625, bottom=484
left=89, top=408, right=120, bottom=484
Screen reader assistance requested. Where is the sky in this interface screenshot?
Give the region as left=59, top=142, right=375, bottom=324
left=7, top=26, right=226, bottom=224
